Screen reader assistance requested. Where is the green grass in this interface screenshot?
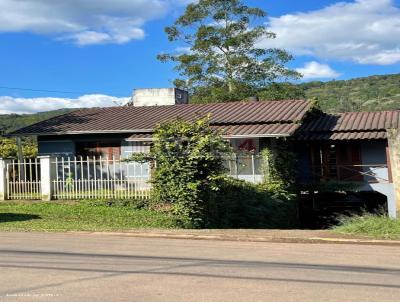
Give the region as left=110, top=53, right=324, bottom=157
left=0, top=201, right=181, bottom=232
left=334, top=213, right=400, bottom=240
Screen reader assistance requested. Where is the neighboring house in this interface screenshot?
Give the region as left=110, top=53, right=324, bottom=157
left=10, top=88, right=400, bottom=217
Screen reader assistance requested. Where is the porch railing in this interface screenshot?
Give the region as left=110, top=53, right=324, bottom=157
left=311, top=164, right=390, bottom=183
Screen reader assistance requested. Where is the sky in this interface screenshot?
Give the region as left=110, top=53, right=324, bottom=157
left=0, top=0, right=399, bottom=114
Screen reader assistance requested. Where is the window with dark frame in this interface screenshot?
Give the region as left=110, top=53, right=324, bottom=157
left=75, top=142, right=121, bottom=159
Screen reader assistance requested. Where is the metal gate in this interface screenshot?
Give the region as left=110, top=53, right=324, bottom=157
left=6, top=158, right=41, bottom=200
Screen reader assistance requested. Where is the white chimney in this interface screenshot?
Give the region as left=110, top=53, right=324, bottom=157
left=132, top=88, right=189, bottom=107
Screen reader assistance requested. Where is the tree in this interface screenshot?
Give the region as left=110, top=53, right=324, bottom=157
left=0, top=138, right=38, bottom=159
left=128, top=116, right=230, bottom=227
left=0, top=138, right=18, bottom=158
left=158, top=0, right=301, bottom=103
left=258, top=83, right=305, bottom=101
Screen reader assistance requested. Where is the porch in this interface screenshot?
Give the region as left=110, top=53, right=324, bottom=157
left=296, top=140, right=396, bottom=218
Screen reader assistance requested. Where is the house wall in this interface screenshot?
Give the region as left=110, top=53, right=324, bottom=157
left=360, top=140, right=389, bottom=183
left=38, top=140, right=75, bottom=156
left=37, top=134, right=129, bottom=157
left=294, top=142, right=313, bottom=183
left=358, top=140, right=395, bottom=217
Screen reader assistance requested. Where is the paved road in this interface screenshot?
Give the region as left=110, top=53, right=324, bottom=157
left=1, top=232, right=400, bottom=302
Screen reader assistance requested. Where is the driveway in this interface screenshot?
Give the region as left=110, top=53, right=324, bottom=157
left=0, top=232, right=400, bottom=302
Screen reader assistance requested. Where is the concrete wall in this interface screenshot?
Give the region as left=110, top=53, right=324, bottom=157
left=360, top=140, right=389, bottom=183
left=387, top=129, right=400, bottom=216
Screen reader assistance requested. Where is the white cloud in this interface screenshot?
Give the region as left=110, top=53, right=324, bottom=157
left=262, top=0, right=400, bottom=65
left=175, top=46, right=192, bottom=54
left=0, top=95, right=130, bottom=114
left=296, top=61, right=341, bottom=80
left=0, top=0, right=169, bottom=45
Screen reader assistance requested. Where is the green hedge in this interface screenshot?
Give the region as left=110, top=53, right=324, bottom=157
left=204, top=178, right=299, bottom=229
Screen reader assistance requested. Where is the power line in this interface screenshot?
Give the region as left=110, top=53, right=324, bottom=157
left=0, top=85, right=97, bottom=95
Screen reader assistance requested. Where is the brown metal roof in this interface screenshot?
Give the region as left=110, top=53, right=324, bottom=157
left=296, top=131, right=388, bottom=141
left=214, top=123, right=300, bottom=138
left=11, top=100, right=310, bottom=136
left=127, top=123, right=301, bottom=141
left=296, top=110, right=400, bottom=141
left=300, top=111, right=400, bottom=132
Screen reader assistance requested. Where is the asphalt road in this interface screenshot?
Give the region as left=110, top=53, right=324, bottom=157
left=1, top=232, right=400, bottom=302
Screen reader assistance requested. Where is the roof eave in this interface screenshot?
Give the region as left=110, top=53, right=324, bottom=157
left=9, top=129, right=154, bottom=137
left=222, top=133, right=291, bottom=139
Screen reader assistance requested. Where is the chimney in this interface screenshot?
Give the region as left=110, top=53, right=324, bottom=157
left=131, top=88, right=189, bottom=107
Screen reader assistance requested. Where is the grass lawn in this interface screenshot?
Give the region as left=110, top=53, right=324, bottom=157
left=334, top=214, right=400, bottom=240
left=0, top=201, right=181, bottom=232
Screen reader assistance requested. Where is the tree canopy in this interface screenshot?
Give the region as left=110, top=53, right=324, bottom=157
left=158, top=0, right=300, bottom=103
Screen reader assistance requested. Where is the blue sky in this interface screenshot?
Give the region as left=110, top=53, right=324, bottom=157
left=0, top=0, right=399, bottom=113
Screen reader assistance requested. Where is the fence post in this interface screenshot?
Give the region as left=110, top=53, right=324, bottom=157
left=0, top=158, right=11, bottom=200
left=39, top=155, right=55, bottom=201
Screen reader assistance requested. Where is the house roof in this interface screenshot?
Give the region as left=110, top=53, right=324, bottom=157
left=11, top=100, right=311, bottom=137
left=127, top=123, right=301, bottom=141
left=296, top=111, right=400, bottom=140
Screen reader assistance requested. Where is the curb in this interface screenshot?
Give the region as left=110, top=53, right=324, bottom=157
left=83, top=231, right=400, bottom=246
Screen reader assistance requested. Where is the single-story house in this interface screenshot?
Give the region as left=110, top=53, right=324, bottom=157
left=10, top=88, right=400, bottom=217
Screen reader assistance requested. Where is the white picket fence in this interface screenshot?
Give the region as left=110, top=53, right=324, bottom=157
left=6, top=158, right=41, bottom=200
left=52, top=156, right=151, bottom=200
left=1, top=154, right=263, bottom=201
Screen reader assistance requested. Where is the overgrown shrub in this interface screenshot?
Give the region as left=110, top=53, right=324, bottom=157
left=260, top=139, right=297, bottom=196
left=128, top=116, right=230, bottom=228
left=204, top=178, right=299, bottom=229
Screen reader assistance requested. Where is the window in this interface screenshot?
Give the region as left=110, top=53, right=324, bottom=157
left=75, top=142, right=121, bottom=159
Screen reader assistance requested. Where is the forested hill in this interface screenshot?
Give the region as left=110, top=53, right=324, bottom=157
left=301, top=73, right=400, bottom=113
left=1, top=73, right=399, bottom=134
left=0, top=109, right=75, bottom=134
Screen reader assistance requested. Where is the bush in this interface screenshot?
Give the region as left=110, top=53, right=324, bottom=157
left=334, top=212, right=400, bottom=239
left=128, top=116, right=230, bottom=228
left=204, top=178, right=299, bottom=229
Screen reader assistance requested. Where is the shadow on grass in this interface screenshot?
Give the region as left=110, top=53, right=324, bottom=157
left=0, top=213, right=41, bottom=223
